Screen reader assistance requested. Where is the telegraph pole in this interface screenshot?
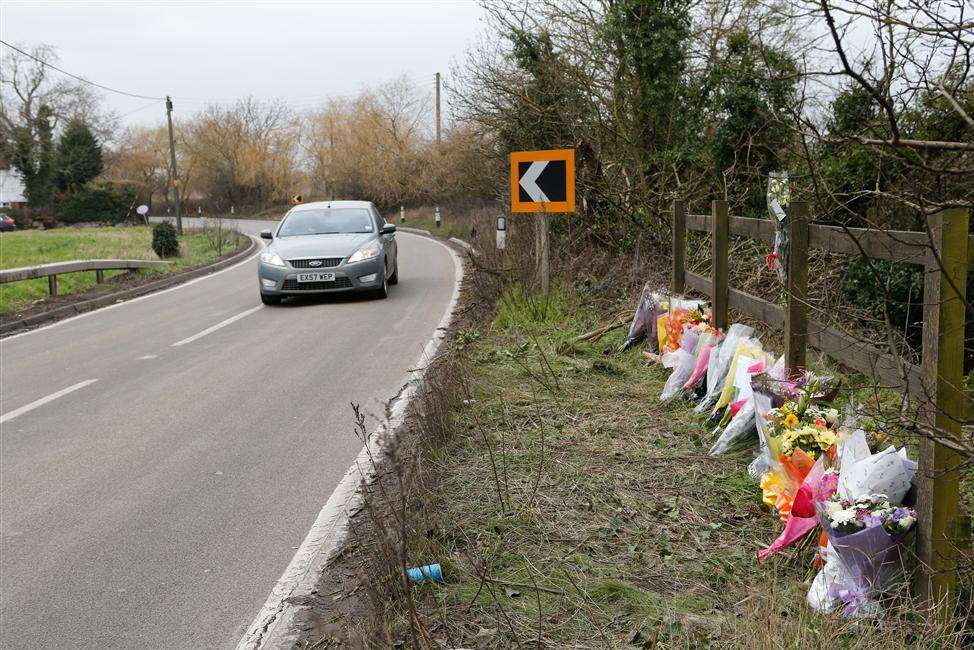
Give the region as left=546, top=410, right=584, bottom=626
left=434, top=72, right=441, bottom=146
left=165, top=96, right=183, bottom=235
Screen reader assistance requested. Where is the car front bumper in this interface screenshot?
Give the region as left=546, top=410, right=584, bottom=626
left=258, top=256, right=384, bottom=295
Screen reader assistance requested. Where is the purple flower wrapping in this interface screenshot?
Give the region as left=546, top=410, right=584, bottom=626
left=817, top=506, right=911, bottom=616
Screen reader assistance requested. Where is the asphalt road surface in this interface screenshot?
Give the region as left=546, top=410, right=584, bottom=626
left=0, top=219, right=458, bottom=649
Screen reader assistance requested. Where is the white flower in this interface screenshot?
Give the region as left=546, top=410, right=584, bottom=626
left=829, top=509, right=859, bottom=526
left=824, top=501, right=843, bottom=515
left=898, top=515, right=915, bottom=529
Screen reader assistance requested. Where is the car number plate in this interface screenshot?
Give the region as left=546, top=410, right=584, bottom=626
left=297, top=272, right=336, bottom=283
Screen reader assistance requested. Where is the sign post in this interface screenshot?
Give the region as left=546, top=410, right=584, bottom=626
left=510, top=149, right=575, bottom=293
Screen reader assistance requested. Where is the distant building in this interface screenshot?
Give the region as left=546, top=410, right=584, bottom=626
left=0, top=168, right=28, bottom=208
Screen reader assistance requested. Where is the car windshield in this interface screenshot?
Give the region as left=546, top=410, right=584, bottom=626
left=277, top=208, right=374, bottom=237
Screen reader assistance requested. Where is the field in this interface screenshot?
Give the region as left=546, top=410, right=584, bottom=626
left=0, top=225, right=242, bottom=315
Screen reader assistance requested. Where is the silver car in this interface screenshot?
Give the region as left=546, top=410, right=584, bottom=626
left=257, top=200, right=398, bottom=305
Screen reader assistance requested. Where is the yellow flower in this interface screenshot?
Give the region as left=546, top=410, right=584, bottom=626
left=784, top=413, right=799, bottom=428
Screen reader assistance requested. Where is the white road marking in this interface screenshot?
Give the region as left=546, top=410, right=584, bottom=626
left=0, top=379, right=99, bottom=424
left=237, top=234, right=464, bottom=649
left=171, top=305, right=263, bottom=347
left=1, top=235, right=264, bottom=342
left=137, top=355, right=159, bottom=360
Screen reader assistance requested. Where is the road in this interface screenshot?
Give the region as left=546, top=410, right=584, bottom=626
left=0, top=219, right=458, bottom=649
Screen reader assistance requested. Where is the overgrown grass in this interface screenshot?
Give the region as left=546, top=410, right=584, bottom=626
left=384, top=282, right=971, bottom=648
left=0, top=225, right=243, bottom=314
left=397, top=206, right=483, bottom=240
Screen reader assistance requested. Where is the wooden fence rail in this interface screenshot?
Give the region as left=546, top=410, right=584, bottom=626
left=0, top=259, right=171, bottom=297
left=671, top=198, right=970, bottom=610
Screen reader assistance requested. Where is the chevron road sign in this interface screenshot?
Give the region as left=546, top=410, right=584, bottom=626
left=510, top=149, right=575, bottom=213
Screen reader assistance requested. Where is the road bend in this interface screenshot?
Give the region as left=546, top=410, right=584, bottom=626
left=0, top=219, right=458, bottom=649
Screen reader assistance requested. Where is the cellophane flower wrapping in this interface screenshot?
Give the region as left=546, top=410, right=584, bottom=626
left=747, top=356, right=788, bottom=478
left=757, top=379, right=841, bottom=523
left=655, top=298, right=709, bottom=353
left=695, top=324, right=754, bottom=413
left=757, top=459, right=836, bottom=560
left=624, top=283, right=665, bottom=351
left=709, top=351, right=774, bottom=455
left=807, top=430, right=918, bottom=615
left=810, top=496, right=915, bottom=617
left=659, top=324, right=700, bottom=401
left=683, top=331, right=720, bottom=391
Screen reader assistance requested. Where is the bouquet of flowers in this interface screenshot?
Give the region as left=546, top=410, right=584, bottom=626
left=624, top=283, right=665, bottom=351
left=656, top=300, right=710, bottom=354
left=812, top=494, right=917, bottom=617
left=695, top=324, right=755, bottom=413
left=660, top=321, right=722, bottom=401
left=821, top=494, right=916, bottom=536
left=758, top=461, right=837, bottom=560
left=759, top=380, right=841, bottom=521
left=807, top=429, right=918, bottom=616
left=708, top=351, right=775, bottom=455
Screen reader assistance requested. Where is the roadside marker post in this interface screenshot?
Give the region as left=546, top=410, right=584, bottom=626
left=400, top=205, right=405, bottom=223
left=496, top=216, right=507, bottom=251
left=510, top=148, right=575, bottom=294
left=435, top=206, right=441, bottom=228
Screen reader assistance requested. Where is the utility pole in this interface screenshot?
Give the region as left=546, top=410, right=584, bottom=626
left=434, top=72, right=441, bottom=146
left=165, top=96, right=183, bottom=235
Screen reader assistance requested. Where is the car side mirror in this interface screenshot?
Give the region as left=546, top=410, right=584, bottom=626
left=380, top=224, right=397, bottom=235
left=260, top=229, right=273, bottom=239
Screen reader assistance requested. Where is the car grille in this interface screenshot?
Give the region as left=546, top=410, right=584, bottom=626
left=282, top=277, right=353, bottom=291
left=289, top=257, right=342, bottom=268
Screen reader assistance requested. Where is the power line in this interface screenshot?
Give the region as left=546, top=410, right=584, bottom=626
left=0, top=39, right=165, bottom=101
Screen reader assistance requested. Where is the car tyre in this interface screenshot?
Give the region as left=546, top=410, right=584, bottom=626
left=372, top=271, right=389, bottom=299
left=260, top=293, right=282, bottom=305
left=389, top=262, right=399, bottom=285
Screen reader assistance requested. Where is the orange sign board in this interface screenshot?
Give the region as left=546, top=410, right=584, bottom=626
left=510, top=149, right=575, bottom=213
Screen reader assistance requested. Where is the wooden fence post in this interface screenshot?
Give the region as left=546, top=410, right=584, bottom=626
left=915, top=207, right=969, bottom=613
left=48, top=274, right=57, bottom=297
left=784, top=201, right=809, bottom=371
left=672, top=199, right=686, bottom=294
left=711, top=200, right=729, bottom=330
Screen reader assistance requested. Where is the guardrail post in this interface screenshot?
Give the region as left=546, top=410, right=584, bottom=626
left=784, top=201, right=809, bottom=371
left=95, top=269, right=104, bottom=284
left=915, top=207, right=969, bottom=614
left=672, top=199, right=685, bottom=294
left=711, top=200, right=729, bottom=330
left=48, top=275, right=57, bottom=297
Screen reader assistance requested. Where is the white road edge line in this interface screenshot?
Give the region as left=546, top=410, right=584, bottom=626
left=236, top=234, right=464, bottom=650
left=0, top=379, right=99, bottom=424
left=1, top=235, right=264, bottom=343
left=171, top=305, right=264, bottom=347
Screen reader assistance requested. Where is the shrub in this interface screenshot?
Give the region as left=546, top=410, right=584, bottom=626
left=151, top=222, right=180, bottom=258
left=56, top=182, right=136, bottom=224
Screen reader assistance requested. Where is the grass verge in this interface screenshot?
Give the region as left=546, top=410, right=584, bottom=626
left=361, top=278, right=971, bottom=648
left=0, top=225, right=243, bottom=314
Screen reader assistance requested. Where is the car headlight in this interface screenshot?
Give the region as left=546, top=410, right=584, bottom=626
left=347, top=243, right=380, bottom=264
left=260, top=250, right=286, bottom=267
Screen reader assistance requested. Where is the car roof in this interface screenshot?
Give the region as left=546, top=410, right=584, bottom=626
left=290, top=200, right=374, bottom=211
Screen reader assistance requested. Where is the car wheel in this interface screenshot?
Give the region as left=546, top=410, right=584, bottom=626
left=389, top=262, right=399, bottom=285
left=260, top=293, right=282, bottom=305
left=372, top=270, right=389, bottom=299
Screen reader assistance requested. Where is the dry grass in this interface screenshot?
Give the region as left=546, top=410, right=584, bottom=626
left=348, top=274, right=972, bottom=648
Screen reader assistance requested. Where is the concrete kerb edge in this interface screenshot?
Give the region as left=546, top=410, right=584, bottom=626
left=236, top=233, right=467, bottom=650
left=0, top=236, right=258, bottom=336
left=398, top=226, right=432, bottom=236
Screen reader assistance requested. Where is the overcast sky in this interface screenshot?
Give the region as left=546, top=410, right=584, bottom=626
left=1, top=0, right=489, bottom=126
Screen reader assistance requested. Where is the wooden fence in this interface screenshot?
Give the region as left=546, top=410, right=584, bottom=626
left=671, top=199, right=971, bottom=608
